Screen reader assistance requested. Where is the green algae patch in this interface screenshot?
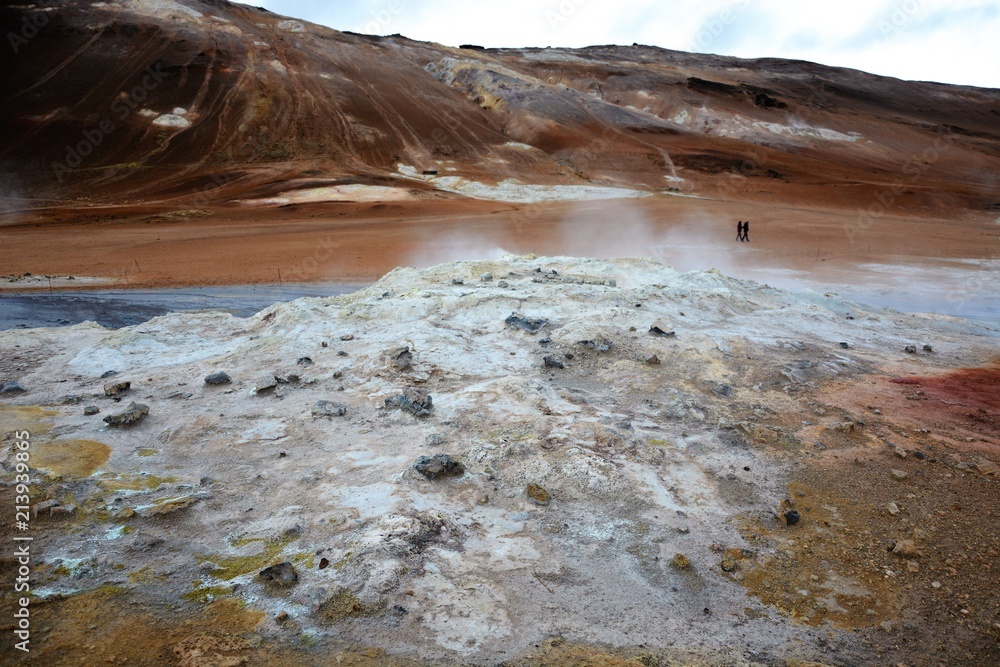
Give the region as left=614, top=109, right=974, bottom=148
left=32, top=439, right=111, bottom=478
left=183, top=581, right=235, bottom=604
left=98, top=472, right=178, bottom=492
left=198, top=535, right=298, bottom=581
left=136, top=448, right=159, bottom=458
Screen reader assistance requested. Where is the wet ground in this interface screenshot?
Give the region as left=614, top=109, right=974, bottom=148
left=0, top=283, right=365, bottom=330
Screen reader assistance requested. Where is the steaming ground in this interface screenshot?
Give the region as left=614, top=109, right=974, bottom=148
left=1, top=255, right=998, bottom=666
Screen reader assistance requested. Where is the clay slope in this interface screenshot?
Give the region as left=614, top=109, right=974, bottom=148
left=1, top=0, right=999, bottom=213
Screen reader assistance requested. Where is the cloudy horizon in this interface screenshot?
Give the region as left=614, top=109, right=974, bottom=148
left=232, top=0, right=1000, bottom=88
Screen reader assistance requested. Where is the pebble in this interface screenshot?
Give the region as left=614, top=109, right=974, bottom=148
left=413, top=454, right=464, bottom=480
left=103, top=402, right=149, bottom=427
left=204, top=371, right=232, bottom=385
left=527, top=483, right=551, bottom=506
left=783, top=510, right=801, bottom=526
left=645, top=354, right=661, bottom=365
left=892, top=540, right=919, bottom=557
left=255, top=374, right=278, bottom=393
left=543, top=355, right=565, bottom=369
left=886, top=502, right=901, bottom=515
left=104, top=381, right=131, bottom=396
left=258, top=562, right=298, bottom=588
left=311, top=400, right=348, bottom=417
left=100, top=370, right=118, bottom=378
left=671, top=553, right=691, bottom=569
left=340, top=334, right=355, bottom=341
left=904, top=345, right=917, bottom=354
left=931, top=581, right=941, bottom=589
left=84, top=406, right=100, bottom=416
left=480, top=272, right=493, bottom=282
left=891, top=469, right=909, bottom=480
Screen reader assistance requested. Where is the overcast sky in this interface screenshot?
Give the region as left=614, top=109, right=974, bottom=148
left=232, top=0, right=1000, bottom=88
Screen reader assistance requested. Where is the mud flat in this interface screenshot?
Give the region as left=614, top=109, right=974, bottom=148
left=1, top=255, right=998, bottom=666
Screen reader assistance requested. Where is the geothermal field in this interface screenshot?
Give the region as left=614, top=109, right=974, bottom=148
left=0, top=1, right=998, bottom=666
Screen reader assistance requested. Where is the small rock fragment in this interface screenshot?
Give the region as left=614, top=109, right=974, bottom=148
left=543, top=355, right=564, bottom=369
left=204, top=371, right=232, bottom=385
left=340, top=334, right=355, bottom=341
left=645, top=354, right=661, bottom=365
left=891, top=469, right=909, bottom=480
left=386, top=346, right=413, bottom=371
left=505, top=313, right=548, bottom=334
left=922, top=344, right=933, bottom=353
left=385, top=390, right=433, bottom=417
left=526, top=483, right=551, bottom=506
left=886, top=502, right=901, bottom=515
left=100, top=370, right=118, bottom=379
left=783, top=510, right=801, bottom=526
left=892, top=540, right=919, bottom=558
left=297, top=357, right=313, bottom=365
left=104, top=381, right=131, bottom=396
left=480, top=272, right=493, bottom=282
left=103, top=402, right=149, bottom=427
left=904, top=345, right=917, bottom=354
left=413, top=454, right=464, bottom=480
left=649, top=321, right=675, bottom=337
left=84, top=405, right=100, bottom=416
left=721, top=554, right=739, bottom=573
left=497, top=280, right=509, bottom=289
left=258, top=562, right=298, bottom=589
left=577, top=338, right=612, bottom=352
left=671, top=553, right=691, bottom=569
left=425, top=433, right=445, bottom=447
left=255, top=374, right=278, bottom=393
left=839, top=342, right=850, bottom=349
left=311, top=400, right=347, bottom=418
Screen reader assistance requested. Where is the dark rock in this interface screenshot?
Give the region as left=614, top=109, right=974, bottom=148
left=539, top=338, right=552, bottom=346
left=497, top=280, right=509, bottom=288
left=505, top=313, right=548, bottom=334
left=543, top=355, right=564, bottom=369
left=312, top=400, right=347, bottom=417
left=425, top=433, right=446, bottom=447
left=84, top=406, right=100, bottom=416
left=451, top=278, right=465, bottom=285
left=385, top=390, right=433, bottom=417
left=337, top=351, right=348, bottom=357
left=783, top=510, right=801, bottom=526
left=340, top=334, right=355, bottom=341
left=527, top=483, right=551, bottom=505
left=904, top=345, right=917, bottom=354
left=104, top=381, right=131, bottom=396
left=103, top=401, right=149, bottom=427
left=204, top=371, right=232, bottom=385
left=649, top=321, right=675, bottom=337
left=645, top=354, right=661, bottom=365
left=577, top=338, right=613, bottom=352
left=319, top=558, right=330, bottom=570
left=100, top=370, right=118, bottom=379
left=713, top=384, right=733, bottom=398
left=62, top=394, right=84, bottom=404
left=914, top=451, right=926, bottom=460
left=297, top=357, right=313, bottom=365
left=0, top=381, right=28, bottom=394
left=922, top=344, right=933, bottom=353
left=258, top=562, right=298, bottom=588
left=840, top=342, right=850, bottom=349
left=413, top=454, right=465, bottom=480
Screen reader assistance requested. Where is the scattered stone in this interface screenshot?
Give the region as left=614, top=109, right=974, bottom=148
left=577, top=338, right=612, bottom=352
left=505, top=313, right=548, bottom=334
left=51, top=504, right=77, bottom=517
left=543, top=355, right=565, bottom=369
left=276, top=611, right=290, bottom=623
left=337, top=350, right=348, bottom=357
left=103, top=402, right=149, bottom=427
left=386, top=346, right=413, bottom=371
left=385, top=390, right=433, bottom=417
left=255, top=374, right=278, bottom=393
left=649, top=321, right=675, bottom=337
left=0, top=381, right=28, bottom=394
left=880, top=621, right=894, bottom=632
left=922, top=344, right=933, bottom=353
left=497, top=280, right=509, bottom=288
left=204, top=371, right=232, bottom=385
left=311, top=400, right=347, bottom=418
left=671, top=553, right=691, bottom=569
left=425, top=433, right=446, bottom=447
left=907, top=561, right=920, bottom=573
left=32, top=499, right=61, bottom=517
left=297, top=357, right=313, bottom=365
left=340, top=334, right=355, bottom=341
left=527, top=483, right=551, bottom=506
left=100, top=370, right=118, bottom=379
left=721, top=553, right=739, bottom=573
left=413, top=454, right=464, bottom=480
left=677, top=525, right=690, bottom=534
left=783, top=510, right=801, bottom=526
left=892, top=540, right=919, bottom=558
left=839, top=342, right=850, bottom=349
left=318, top=558, right=329, bottom=570
left=886, top=502, right=901, bottom=515
left=451, top=278, right=465, bottom=285
left=904, top=345, right=917, bottom=354
left=258, top=562, right=298, bottom=588
left=84, top=405, right=100, bottom=416
left=62, top=394, right=84, bottom=404
left=645, top=354, right=661, bottom=365
left=713, top=384, right=733, bottom=398
left=894, top=446, right=907, bottom=458
left=480, top=272, right=493, bottom=282
left=931, top=581, right=941, bottom=589
left=104, top=381, right=131, bottom=396
left=975, top=460, right=998, bottom=476
left=115, top=507, right=136, bottom=519
left=144, top=494, right=199, bottom=515
left=891, top=469, right=909, bottom=480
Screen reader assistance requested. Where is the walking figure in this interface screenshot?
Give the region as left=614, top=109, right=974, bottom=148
left=736, top=221, right=744, bottom=242
left=742, top=220, right=750, bottom=242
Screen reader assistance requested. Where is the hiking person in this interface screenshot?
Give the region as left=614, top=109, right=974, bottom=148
left=736, top=221, right=744, bottom=242
left=742, top=220, right=750, bottom=242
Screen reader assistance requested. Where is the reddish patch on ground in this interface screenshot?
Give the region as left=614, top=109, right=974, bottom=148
left=899, top=365, right=1000, bottom=414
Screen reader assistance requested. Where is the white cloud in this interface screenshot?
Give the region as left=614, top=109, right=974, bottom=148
left=231, top=0, right=1000, bottom=87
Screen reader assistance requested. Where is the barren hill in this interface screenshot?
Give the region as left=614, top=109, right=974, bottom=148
left=3, top=0, right=1000, bottom=214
